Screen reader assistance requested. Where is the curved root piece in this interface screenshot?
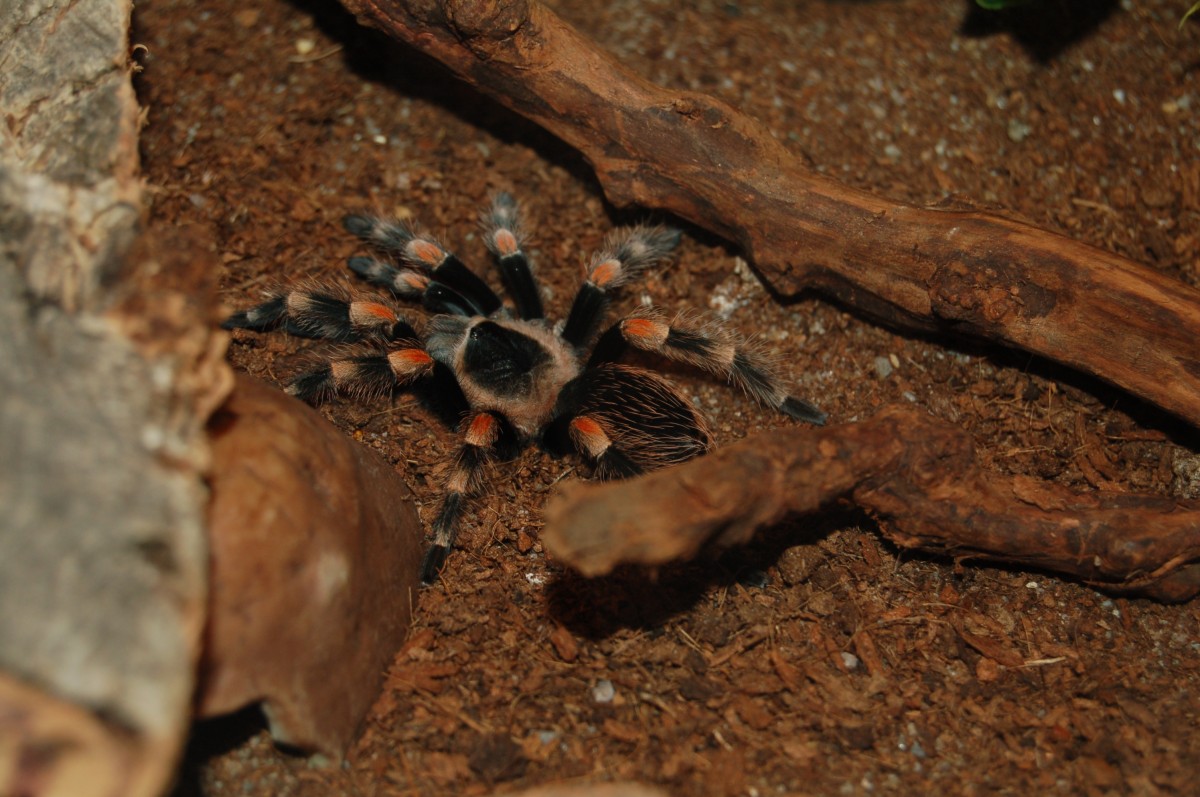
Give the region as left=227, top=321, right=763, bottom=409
left=543, top=406, right=1200, bottom=602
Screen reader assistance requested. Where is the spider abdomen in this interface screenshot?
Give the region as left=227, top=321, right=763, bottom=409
left=554, top=363, right=712, bottom=479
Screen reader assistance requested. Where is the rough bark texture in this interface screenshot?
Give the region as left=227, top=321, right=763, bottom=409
left=0, top=0, right=229, bottom=794
left=543, top=405, right=1200, bottom=602
left=340, top=0, right=1200, bottom=429
left=199, top=375, right=423, bottom=759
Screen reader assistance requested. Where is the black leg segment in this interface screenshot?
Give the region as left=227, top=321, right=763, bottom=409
left=482, top=192, right=544, bottom=320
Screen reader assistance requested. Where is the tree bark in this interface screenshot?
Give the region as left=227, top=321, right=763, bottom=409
left=341, top=0, right=1200, bottom=428
left=1, top=0, right=228, bottom=793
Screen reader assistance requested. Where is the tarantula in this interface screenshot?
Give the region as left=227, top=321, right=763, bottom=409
left=224, top=193, right=826, bottom=583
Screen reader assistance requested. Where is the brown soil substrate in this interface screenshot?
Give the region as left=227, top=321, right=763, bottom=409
left=135, top=0, right=1200, bottom=794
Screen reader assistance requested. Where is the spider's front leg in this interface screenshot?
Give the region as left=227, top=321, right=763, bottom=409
left=343, top=214, right=503, bottom=318
left=589, top=309, right=828, bottom=425
left=421, top=410, right=511, bottom=584
left=560, top=224, right=682, bottom=348
left=480, top=192, right=543, bottom=320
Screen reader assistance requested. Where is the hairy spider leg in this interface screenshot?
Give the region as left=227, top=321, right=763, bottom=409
left=481, top=192, right=543, bottom=320
left=588, top=309, right=828, bottom=426
left=550, top=363, right=712, bottom=481
left=345, top=256, right=433, bottom=301
left=421, top=410, right=511, bottom=584
left=222, top=285, right=418, bottom=342
left=286, top=341, right=438, bottom=404
left=564, top=416, right=641, bottom=480
left=223, top=285, right=472, bottom=415
left=343, top=214, right=503, bottom=317
left=560, top=225, right=682, bottom=348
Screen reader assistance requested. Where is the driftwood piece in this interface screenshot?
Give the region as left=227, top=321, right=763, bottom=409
left=342, top=0, right=1200, bottom=429
left=199, top=375, right=423, bottom=759
left=542, top=406, right=1200, bottom=602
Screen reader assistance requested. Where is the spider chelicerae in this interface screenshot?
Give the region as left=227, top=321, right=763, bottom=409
left=224, top=193, right=826, bottom=583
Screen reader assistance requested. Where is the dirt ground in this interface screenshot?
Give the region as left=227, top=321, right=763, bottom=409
left=134, top=0, right=1200, bottom=794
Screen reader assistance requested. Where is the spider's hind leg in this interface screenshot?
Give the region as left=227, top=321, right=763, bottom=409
left=223, top=284, right=417, bottom=342
left=285, top=340, right=439, bottom=404
left=589, top=309, right=827, bottom=425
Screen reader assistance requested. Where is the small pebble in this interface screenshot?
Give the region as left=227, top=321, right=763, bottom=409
left=592, top=679, right=615, bottom=703
left=1007, top=118, right=1033, bottom=143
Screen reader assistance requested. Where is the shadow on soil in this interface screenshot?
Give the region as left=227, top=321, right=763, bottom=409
left=959, top=0, right=1121, bottom=63
left=543, top=509, right=873, bottom=639
left=286, top=0, right=603, bottom=193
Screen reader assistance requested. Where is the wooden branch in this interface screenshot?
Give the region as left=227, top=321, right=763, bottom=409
left=542, top=406, right=1200, bottom=602
left=342, top=0, right=1200, bottom=427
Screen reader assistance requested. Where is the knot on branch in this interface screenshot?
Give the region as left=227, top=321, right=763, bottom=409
left=442, top=0, right=530, bottom=42
left=928, top=259, right=1058, bottom=329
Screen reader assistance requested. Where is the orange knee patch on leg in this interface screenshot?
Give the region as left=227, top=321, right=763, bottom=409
left=569, top=416, right=611, bottom=458
left=387, top=348, right=433, bottom=378
left=491, top=229, right=519, bottom=256
left=349, top=301, right=397, bottom=327
left=465, top=413, right=500, bottom=446
left=402, top=271, right=431, bottom=291
left=589, top=259, right=621, bottom=287
left=621, top=317, right=669, bottom=347
left=406, top=238, right=446, bottom=267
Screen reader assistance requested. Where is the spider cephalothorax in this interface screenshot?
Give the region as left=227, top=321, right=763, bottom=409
left=224, top=193, right=826, bottom=583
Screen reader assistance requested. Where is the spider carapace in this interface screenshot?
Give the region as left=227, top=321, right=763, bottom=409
left=224, top=193, right=826, bottom=583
